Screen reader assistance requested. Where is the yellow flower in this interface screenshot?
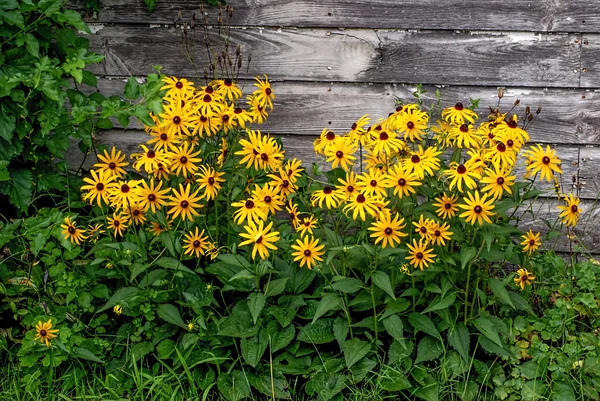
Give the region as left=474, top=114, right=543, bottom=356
left=167, top=142, right=202, bottom=178
left=480, top=167, right=516, bottom=200
left=406, top=239, right=436, bottom=271
left=135, top=179, right=171, bottom=213
left=521, top=230, right=541, bottom=255
left=432, top=193, right=459, bottom=220
left=187, top=322, right=196, bottom=331
left=514, top=268, right=535, bottom=290
left=94, top=147, right=128, bottom=178
left=34, top=319, right=59, bottom=347
left=107, top=212, right=129, bottom=237
left=296, top=215, right=318, bottom=237
left=291, top=236, right=325, bottom=270
left=183, top=227, right=209, bottom=258
left=311, top=185, right=344, bottom=209
left=458, top=191, right=495, bottom=225
left=196, top=165, right=226, bottom=200
left=557, top=193, right=581, bottom=227
left=80, top=169, right=117, bottom=207
left=441, top=102, right=478, bottom=125
left=429, top=221, right=453, bottom=246
left=113, top=305, right=123, bottom=315
left=132, top=145, right=168, bottom=174
left=232, top=197, right=268, bottom=225
left=238, top=220, right=280, bottom=260
left=448, top=124, right=481, bottom=149
left=444, top=162, right=480, bottom=193
left=523, top=144, right=563, bottom=182
left=61, top=216, right=87, bottom=245
left=167, top=184, right=204, bottom=222
left=252, top=183, right=284, bottom=216
left=324, top=137, right=357, bottom=170
left=385, top=163, right=422, bottom=198
left=368, top=213, right=407, bottom=248
left=343, top=192, right=380, bottom=221
left=357, top=168, right=390, bottom=199
left=252, top=74, right=275, bottom=111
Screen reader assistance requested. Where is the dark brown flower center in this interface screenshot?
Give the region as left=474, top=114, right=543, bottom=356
left=380, top=132, right=389, bottom=140
left=147, top=150, right=156, bottom=158
left=474, top=205, right=483, bottom=214
left=193, top=240, right=201, bottom=247
left=148, top=194, right=156, bottom=201
left=457, top=164, right=467, bottom=174
left=507, top=139, right=514, bottom=147
left=336, top=151, right=343, bottom=158
left=398, top=178, right=406, bottom=186
left=571, top=205, right=578, bottom=213
left=445, top=203, right=452, bottom=209
left=173, top=116, right=181, bottom=124
left=420, top=226, right=427, bottom=233
left=208, top=177, right=215, bottom=185
left=264, top=196, right=272, bottom=203
left=411, top=155, right=420, bottom=163
left=68, top=226, right=76, bottom=234
left=326, top=131, right=335, bottom=141
left=416, top=252, right=424, bottom=259
left=508, top=120, right=517, bottom=129
left=160, top=133, right=168, bottom=140
left=323, top=186, right=333, bottom=194
left=385, top=227, right=393, bottom=235
left=176, top=81, right=183, bottom=89
left=245, top=200, right=254, bottom=208
left=109, top=162, right=116, bottom=169
left=261, top=153, right=269, bottom=161
left=114, top=220, right=120, bottom=227
left=496, top=177, right=505, bottom=185
left=96, top=183, right=104, bottom=191
left=347, top=185, right=355, bottom=192
left=200, top=115, right=208, bottom=123
left=529, top=239, right=535, bottom=246
left=351, top=123, right=357, bottom=130
left=256, top=236, right=263, bottom=244
left=497, top=143, right=506, bottom=152
left=205, top=86, right=214, bottom=94
left=435, top=230, right=441, bottom=236
left=121, top=184, right=130, bottom=193
left=460, top=124, right=468, bottom=133
left=224, top=79, right=232, bottom=86
left=304, top=249, right=311, bottom=256
left=265, top=88, right=272, bottom=96
left=454, top=102, right=464, bottom=111
left=180, top=200, right=189, bottom=208
left=282, top=180, right=289, bottom=188
left=407, top=121, right=415, bottom=129
left=133, top=210, right=140, bottom=216
left=40, top=329, right=47, bottom=336
left=370, top=179, right=377, bottom=187
left=357, top=194, right=366, bottom=203
left=234, top=107, right=243, bottom=114
left=203, top=94, right=212, bottom=103
left=180, top=156, right=188, bottom=164
left=542, top=156, right=550, bottom=165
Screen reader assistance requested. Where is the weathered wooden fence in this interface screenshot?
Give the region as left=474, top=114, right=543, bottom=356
left=75, top=0, right=600, bottom=253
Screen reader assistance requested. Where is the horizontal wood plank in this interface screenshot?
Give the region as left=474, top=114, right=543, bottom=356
left=579, top=146, right=600, bottom=199
left=87, top=0, right=600, bottom=33
left=581, top=34, right=600, bottom=87
left=86, top=26, right=582, bottom=88
left=95, top=78, right=600, bottom=145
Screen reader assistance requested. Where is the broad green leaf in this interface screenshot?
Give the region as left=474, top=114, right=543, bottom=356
left=461, top=246, right=477, bottom=270
left=372, top=271, right=396, bottom=300
left=219, top=302, right=259, bottom=338
left=333, top=317, right=348, bottom=350
left=98, top=287, right=137, bottom=312
left=124, top=76, right=140, bottom=99
left=551, top=381, right=575, bottom=401
left=247, top=292, right=266, bottom=325
left=7, top=168, right=32, bottom=212
left=0, top=9, right=24, bottom=28
left=448, top=323, right=470, bottom=363
left=269, top=324, right=295, bottom=353
left=379, top=366, right=412, bottom=391
left=305, top=372, right=346, bottom=401
left=217, top=370, right=250, bottom=401
left=157, top=304, right=187, bottom=329
left=24, top=34, right=39, bottom=57
left=508, top=291, right=535, bottom=315
left=479, top=335, right=512, bottom=359
left=422, top=292, right=457, bottom=313
left=265, top=277, right=289, bottom=297
left=473, top=317, right=502, bottom=347
left=156, top=339, right=176, bottom=359
left=343, top=338, right=371, bottom=369
left=330, top=277, right=363, bottom=293
left=383, top=314, right=404, bottom=346
left=415, top=336, right=443, bottom=364
left=312, top=293, right=342, bottom=324
left=218, top=254, right=251, bottom=269
left=0, top=0, right=18, bottom=10
left=74, top=347, right=104, bottom=363
left=408, top=312, right=441, bottom=340
left=247, top=371, right=291, bottom=399
left=241, top=331, right=268, bottom=368
left=488, top=278, right=515, bottom=309
left=297, top=319, right=335, bottom=344
left=131, top=342, right=154, bottom=363
left=229, top=269, right=255, bottom=281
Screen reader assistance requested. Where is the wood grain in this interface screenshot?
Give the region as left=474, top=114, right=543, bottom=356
left=581, top=34, right=600, bottom=88
left=579, top=146, right=600, bottom=200
left=86, top=0, right=600, bottom=33
left=95, top=78, right=600, bottom=145
left=86, top=26, right=582, bottom=88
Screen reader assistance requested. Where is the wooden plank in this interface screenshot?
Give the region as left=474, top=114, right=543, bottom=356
left=86, top=26, right=582, bottom=88
left=581, top=34, right=600, bottom=88
left=579, top=146, right=600, bottom=199
left=95, top=78, right=600, bottom=145
left=63, top=129, right=597, bottom=253
left=87, top=0, right=599, bottom=33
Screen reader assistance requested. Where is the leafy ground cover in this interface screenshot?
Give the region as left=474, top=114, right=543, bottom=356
left=1, top=2, right=599, bottom=401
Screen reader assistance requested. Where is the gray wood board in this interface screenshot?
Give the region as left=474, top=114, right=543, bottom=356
left=581, top=34, right=600, bottom=88
left=579, top=146, right=600, bottom=200
left=95, top=78, right=600, bottom=145
left=88, top=0, right=598, bottom=33
left=87, top=26, right=584, bottom=88
left=63, top=129, right=597, bottom=254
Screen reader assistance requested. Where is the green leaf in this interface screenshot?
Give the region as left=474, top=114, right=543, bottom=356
left=62, top=9, right=89, bottom=32
left=0, top=9, right=24, bottom=28
left=379, top=366, right=412, bottom=391
left=474, top=317, right=503, bottom=347
left=154, top=257, right=195, bottom=274
left=143, top=0, right=157, bottom=12
left=415, top=336, right=443, bottom=364
left=96, top=118, right=113, bottom=130
left=124, top=76, right=140, bottom=99
left=333, top=317, right=349, bottom=350
left=312, top=293, right=342, bottom=324
left=422, top=292, right=457, bottom=313
left=508, top=291, right=535, bottom=315
left=448, top=323, right=470, bottom=363
left=343, top=338, right=371, bottom=369
left=24, top=34, right=39, bottom=57
left=98, top=287, right=138, bottom=312
left=265, top=277, right=289, bottom=297
left=488, top=278, right=515, bottom=309
left=241, top=331, right=268, bottom=368
left=0, top=105, right=16, bottom=141
left=219, top=302, right=259, bottom=338
left=297, top=319, right=335, bottom=344
left=131, top=342, right=154, bottom=363
left=217, top=371, right=250, bottom=401
left=269, top=323, right=295, bottom=353
left=247, top=292, right=266, bottom=325
left=382, top=315, right=404, bottom=345
left=0, top=160, right=9, bottom=181
left=157, top=304, right=187, bottom=329
left=330, top=277, right=363, bottom=293
left=551, top=381, right=575, bottom=401
left=218, top=254, right=251, bottom=269
left=461, top=246, right=477, bottom=270
left=306, top=372, right=346, bottom=401
left=0, top=0, right=18, bottom=10
left=372, top=271, right=396, bottom=300
left=408, top=313, right=441, bottom=340
left=156, top=339, right=176, bottom=359
left=74, top=347, right=104, bottom=363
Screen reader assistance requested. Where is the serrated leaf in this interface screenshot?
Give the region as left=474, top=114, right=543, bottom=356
left=0, top=9, right=24, bottom=28
left=343, top=338, right=371, bottom=369
left=474, top=317, right=503, bottom=347
left=124, top=76, right=140, bottom=99
left=312, top=293, right=342, bottom=324
left=131, top=342, right=154, bottom=363
left=270, top=324, right=295, bottom=353
left=333, top=317, right=348, bottom=350
left=448, top=323, right=470, bottom=363
left=154, top=257, right=195, bottom=274
left=372, top=270, right=396, bottom=300
left=247, top=292, right=266, bottom=325
left=306, top=372, right=346, bottom=401
left=330, top=277, right=363, bottom=293
left=156, top=339, right=176, bottom=359
left=415, top=336, right=443, bottom=364
left=408, top=312, right=441, bottom=340
left=74, top=347, right=104, bottom=363
left=383, top=315, right=404, bottom=345
left=422, top=292, right=457, bottom=313
left=24, top=34, right=39, bottom=57
left=265, top=277, right=289, bottom=297
left=379, top=366, right=412, bottom=391
left=217, top=370, right=250, bottom=401
left=98, top=287, right=137, bottom=312
left=461, top=246, right=477, bottom=270
left=157, top=303, right=187, bottom=329
left=488, top=278, right=515, bottom=309
left=241, top=331, right=268, bottom=368
left=508, top=291, right=534, bottom=315
left=297, top=319, right=335, bottom=344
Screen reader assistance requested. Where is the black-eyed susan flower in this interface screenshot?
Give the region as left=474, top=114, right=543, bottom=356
left=486, top=142, right=517, bottom=170
left=406, top=239, right=436, bottom=271
left=158, top=100, right=196, bottom=137
left=403, top=145, right=442, bottom=179
left=385, top=163, right=422, bottom=198
left=255, top=136, right=284, bottom=171
left=283, top=158, right=304, bottom=183
left=432, top=193, right=459, bottom=220
left=109, top=179, right=140, bottom=211
left=34, top=319, right=59, bottom=347
left=369, top=129, right=405, bottom=157
left=168, top=142, right=202, bottom=178
left=337, top=171, right=359, bottom=200
left=147, top=127, right=180, bottom=151
left=557, top=193, right=581, bottom=227
left=524, top=144, right=563, bottom=182
left=480, top=167, right=516, bottom=200
left=429, top=221, right=453, bottom=246
left=290, top=236, right=325, bottom=270
left=348, top=114, right=371, bottom=146
left=126, top=204, right=146, bottom=226
left=444, top=162, right=480, bottom=193
left=135, top=179, right=171, bottom=212
left=148, top=220, right=171, bottom=236
left=458, top=190, right=496, bottom=225
left=81, top=169, right=117, bottom=207
left=247, top=95, right=269, bottom=124
left=296, top=215, right=318, bottom=236
left=314, top=129, right=339, bottom=155
left=412, top=215, right=435, bottom=240
left=192, top=113, right=222, bottom=138
left=343, top=192, right=380, bottom=221
left=206, top=241, right=220, bottom=260
left=448, top=124, right=481, bottom=149
left=368, top=213, right=407, bottom=248
left=252, top=74, right=275, bottom=111
left=61, top=216, right=86, bottom=245
left=252, top=183, right=284, bottom=216
left=232, top=197, right=268, bottom=225
left=94, top=147, right=128, bottom=178
left=151, top=161, right=172, bottom=181
left=132, top=145, right=168, bottom=174
left=396, top=109, right=428, bottom=143
left=236, top=130, right=264, bottom=169
left=521, top=230, right=541, bottom=255
left=107, top=212, right=129, bottom=237
left=357, top=168, right=390, bottom=199
left=324, top=137, right=357, bottom=170
left=238, top=220, right=280, bottom=260
left=231, top=106, right=253, bottom=129
left=286, top=201, right=301, bottom=227
left=514, top=268, right=535, bottom=290
left=210, top=78, right=243, bottom=102
left=183, top=227, right=209, bottom=258
left=492, top=116, right=529, bottom=146
left=196, top=165, right=225, bottom=200
left=268, top=170, right=298, bottom=197
left=311, top=185, right=344, bottom=209
left=441, top=102, right=478, bottom=125
left=161, top=76, right=195, bottom=99
left=167, top=184, right=203, bottom=222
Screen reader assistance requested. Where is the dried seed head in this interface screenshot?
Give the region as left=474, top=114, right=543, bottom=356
left=236, top=44, right=241, bottom=56
left=514, top=99, right=520, bottom=106
left=227, top=5, right=233, bottom=18
left=237, top=54, right=242, bottom=69
left=204, top=68, right=209, bottom=80
left=248, top=54, right=252, bottom=63
left=217, top=16, right=222, bottom=25
left=528, top=114, right=533, bottom=122
left=498, top=87, right=504, bottom=99
left=525, top=105, right=530, bottom=115
left=536, top=106, right=542, bottom=115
